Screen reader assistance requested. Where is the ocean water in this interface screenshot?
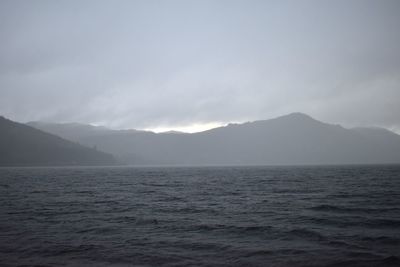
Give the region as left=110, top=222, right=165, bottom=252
left=0, top=165, right=399, bottom=267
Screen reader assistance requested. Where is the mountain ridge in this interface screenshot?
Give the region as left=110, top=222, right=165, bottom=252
left=0, top=116, right=116, bottom=166
left=26, top=113, right=400, bottom=166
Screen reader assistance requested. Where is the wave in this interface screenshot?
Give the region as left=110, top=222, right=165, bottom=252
left=361, top=236, right=400, bottom=245
left=190, top=224, right=273, bottom=234
left=287, top=228, right=326, bottom=241
left=307, top=215, right=400, bottom=229
left=309, top=204, right=399, bottom=213
left=2, top=165, right=400, bottom=267
left=318, top=255, right=400, bottom=267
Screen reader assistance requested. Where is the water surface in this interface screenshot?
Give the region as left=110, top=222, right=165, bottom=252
left=1, top=165, right=399, bottom=266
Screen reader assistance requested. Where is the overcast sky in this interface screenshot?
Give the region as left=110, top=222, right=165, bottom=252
left=1, top=0, right=399, bottom=132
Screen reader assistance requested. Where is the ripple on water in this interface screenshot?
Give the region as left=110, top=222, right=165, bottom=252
left=0, top=165, right=399, bottom=267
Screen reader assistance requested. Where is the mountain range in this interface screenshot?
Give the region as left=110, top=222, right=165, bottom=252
left=27, top=113, right=400, bottom=166
left=0, top=116, right=116, bottom=166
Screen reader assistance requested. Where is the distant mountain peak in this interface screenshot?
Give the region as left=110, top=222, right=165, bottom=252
left=277, top=112, right=316, bottom=121
left=17, top=112, right=400, bottom=165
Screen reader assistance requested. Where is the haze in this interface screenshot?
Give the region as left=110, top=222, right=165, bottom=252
left=1, top=0, right=399, bottom=133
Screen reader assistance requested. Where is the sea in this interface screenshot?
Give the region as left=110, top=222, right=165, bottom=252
left=0, top=165, right=399, bottom=267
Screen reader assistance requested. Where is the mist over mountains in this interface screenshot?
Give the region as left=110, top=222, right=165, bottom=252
left=0, top=116, right=115, bottom=166
left=2, top=112, right=399, bottom=167
left=27, top=113, right=400, bottom=166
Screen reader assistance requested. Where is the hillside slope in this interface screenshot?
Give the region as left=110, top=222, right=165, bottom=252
left=28, top=113, right=400, bottom=165
left=0, top=116, right=116, bottom=166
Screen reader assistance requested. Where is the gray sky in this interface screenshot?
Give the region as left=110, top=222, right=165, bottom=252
left=1, top=0, right=400, bottom=133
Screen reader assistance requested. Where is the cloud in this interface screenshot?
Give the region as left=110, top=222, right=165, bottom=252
left=0, top=0, right=399, bottom=132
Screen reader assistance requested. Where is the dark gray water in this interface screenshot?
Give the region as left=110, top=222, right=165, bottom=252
left=1, top=165, right=400, bottom=267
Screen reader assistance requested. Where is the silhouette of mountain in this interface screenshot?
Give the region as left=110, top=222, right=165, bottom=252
left=0, top=116, right=116, bottom=166
left=26, top=121, right=113, bottom=142
left=28, top=113, right=400, bottom=165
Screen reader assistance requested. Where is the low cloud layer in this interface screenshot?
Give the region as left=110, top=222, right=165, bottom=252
left=1, top=0, right=399, bottom=132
